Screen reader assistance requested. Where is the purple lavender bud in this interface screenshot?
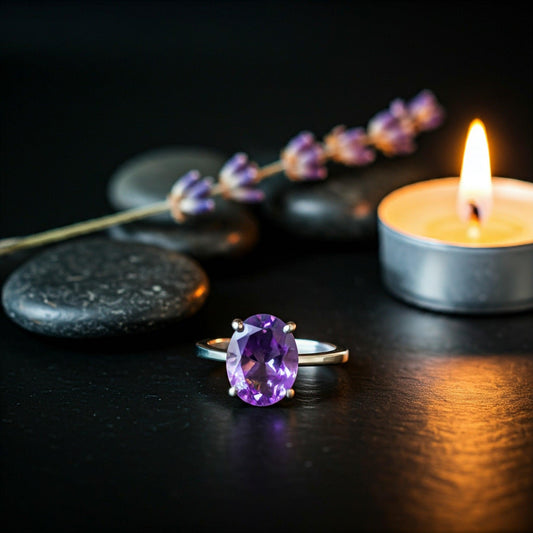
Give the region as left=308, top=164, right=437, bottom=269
left=219, top=152, right=258, bottom=189
left=222, top=152, right=247, bottom=174
left=186, top=176, right=214, bottom=199
left=285, top=131, right=314, bottom=152
left=281, top=131, right=327, bottom=180
left=389, top=99, right=417, bottom=136
left=389, top=98, right=408, bottom=118
left=179, top=197, right=215, bottom=216
left=324, top=125, right=376, bottom=166
left=169, top=171, right=215, bottom=221
left=170, top=170, right=201, bottom=198
left=407, top=89, right=445, bottom=131
left=367, top=109, right=416, bottom=156
left=228, top=187, right=265, bottom=203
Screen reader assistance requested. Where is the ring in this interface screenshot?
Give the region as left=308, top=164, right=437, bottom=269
left=196, top=313, right=349, bottom=407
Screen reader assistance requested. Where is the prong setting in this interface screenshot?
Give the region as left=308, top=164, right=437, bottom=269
left=225, top=314, right=299, bottom=406
left=228, top=387, right=236, bottom=397
left=231, top=318, right=244, bottom=332
left=285, top=388, right=295, bottom=399
left=283, top=321, right=297, bottom=334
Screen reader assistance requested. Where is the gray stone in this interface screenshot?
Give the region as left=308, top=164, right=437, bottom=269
left=108, top=198, right=258, bottom=259
left=2, top=238, right=209, bottom=338
left=261, top=158, right=433, bottom=241
left=108, top=145, right=228, bottom=224
left=107, top=146, right=259, bottom=257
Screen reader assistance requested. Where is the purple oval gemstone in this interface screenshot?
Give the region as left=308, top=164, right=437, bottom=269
left=226, top=314, right=298, bottom=406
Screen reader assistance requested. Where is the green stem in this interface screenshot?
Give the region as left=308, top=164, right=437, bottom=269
left=0, top=200, right=170, bottom=257
left=256, top=160, right=285, bottom=181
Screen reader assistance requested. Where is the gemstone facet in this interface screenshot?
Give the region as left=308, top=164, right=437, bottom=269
left=226, top=314, right=298, bottom=406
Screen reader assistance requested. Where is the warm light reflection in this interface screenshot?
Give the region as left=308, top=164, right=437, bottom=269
left=191, top=283, right=209, bottom=301
left=411, top=357, right=530, bottom=531
left=457, top=119, right=493, bottom=226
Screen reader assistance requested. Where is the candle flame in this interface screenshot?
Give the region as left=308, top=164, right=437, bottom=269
left=457, top=119, right=493, bottom=224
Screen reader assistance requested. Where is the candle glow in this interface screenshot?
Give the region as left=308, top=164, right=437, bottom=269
left=457, top=119, right=493, bottom=224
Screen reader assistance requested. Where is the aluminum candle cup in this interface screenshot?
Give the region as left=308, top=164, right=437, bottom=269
left=377, top=177, right=533, bottom=314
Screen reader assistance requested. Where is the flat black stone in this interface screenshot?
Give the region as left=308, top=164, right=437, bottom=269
left=107, top=146, right=260, bottom=257
left=108, top=197, right=259, bottom=259
left=1, top=238, right=209, bottom=338
left=107, top=145, right=228, bottom=224
left=261, top=157, right=433, bottom=241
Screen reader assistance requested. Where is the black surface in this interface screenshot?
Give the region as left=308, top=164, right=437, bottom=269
left=1, top=2, right=532, bottom=532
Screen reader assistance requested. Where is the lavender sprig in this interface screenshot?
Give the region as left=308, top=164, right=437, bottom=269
left=367, top=90, right=445, bottom=156
left=0, top=89, right=444, bottom=256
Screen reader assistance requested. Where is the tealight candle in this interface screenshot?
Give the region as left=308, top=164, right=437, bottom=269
left=377, top=119, right=533, bottom=313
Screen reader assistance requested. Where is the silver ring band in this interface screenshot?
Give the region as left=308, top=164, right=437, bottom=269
left=196, top=338, right=349, bottom=366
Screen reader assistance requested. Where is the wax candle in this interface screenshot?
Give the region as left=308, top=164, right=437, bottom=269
left=377, top=119, right=533, bottom=313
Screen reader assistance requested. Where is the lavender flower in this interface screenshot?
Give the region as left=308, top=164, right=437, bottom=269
left=324, top=125, right=376, bottom=166
left=388, top=92, right=444, bottom=135
left=367, top=90, right=444, bottom=157
left=168, top=170, right=215, bottom=221
left=219, top=153, right=264, bottom=202
left=406, top=89, right=445, bottom=132
left=281, top=131, right=327, bottom=180
left=366, top=108, right=416, bottom=156
left=389, top=99, right=417, bottom=136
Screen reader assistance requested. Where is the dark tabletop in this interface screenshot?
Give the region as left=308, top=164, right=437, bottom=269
left=1, top=2, right=532, bottom=532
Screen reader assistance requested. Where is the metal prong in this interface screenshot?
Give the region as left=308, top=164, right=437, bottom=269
left=228, top=387, right=236, bottom=397
left=231, top=318, right=244, bottom=332
left=286, top=388, right=295, bottom=399
left=283, top=321, right=296, bottom=334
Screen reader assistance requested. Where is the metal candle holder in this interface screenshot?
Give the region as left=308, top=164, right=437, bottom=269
left=377, top=177, right=533, bottom=314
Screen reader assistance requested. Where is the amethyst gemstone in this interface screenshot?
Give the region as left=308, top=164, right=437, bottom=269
left=226, top=314, right=298, bottom=406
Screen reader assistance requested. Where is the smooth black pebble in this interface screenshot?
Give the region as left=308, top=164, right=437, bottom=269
left=1, top=238, right=209, bottom=338
left=109, top=198, right=258, bottom=259
left=261, top=158, right=433, bottom=241
left=107, top=146, right=259, bottom=257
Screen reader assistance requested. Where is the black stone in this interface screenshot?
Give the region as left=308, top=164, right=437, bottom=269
left=261, top=157, right=433, bottom=241
left=108, top=198, right=259, bottom=259
left=107, top=146, right=260, bottom=257
left=1, top=238, right=209, bottom=338
left=107, top=145, right=228, bottom=224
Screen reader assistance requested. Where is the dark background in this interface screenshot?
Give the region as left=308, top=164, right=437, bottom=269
left=1, top=2, right=532, bottom=532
